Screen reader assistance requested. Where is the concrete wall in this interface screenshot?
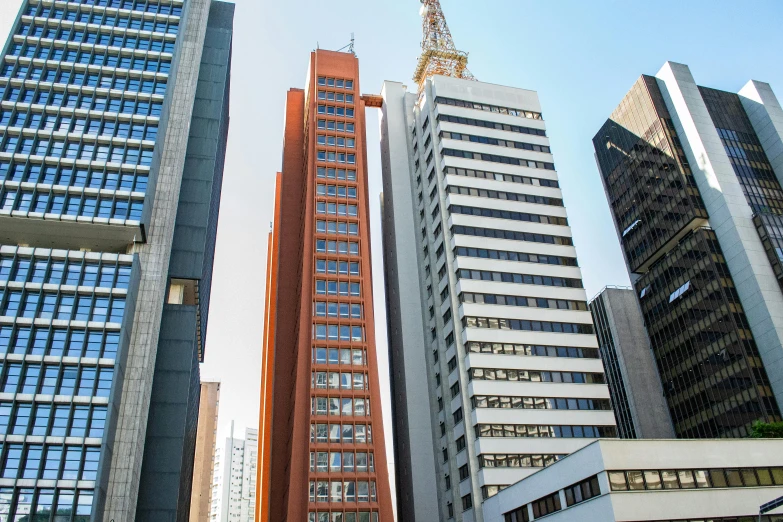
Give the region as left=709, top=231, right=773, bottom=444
left=135, top=2, right=234, bottom=520
left=380, top=80, right=441, bottom=522
left=104, top=0, right=233, bottom=518
left=93, top=253, right=142, bottom=515
left=483, top=439, right=783, bottom=522
left=104, top=0, right=214, bottom=516
left=594, top=288, right=674, bottom=438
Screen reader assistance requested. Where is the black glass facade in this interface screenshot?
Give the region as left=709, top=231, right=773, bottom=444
left=636, top=228, right=780, bottom=437
left=595, top=75, right=783, bottom=438
left=754, top=211, right=783, bottom=291
left=594, top=76, right=708, bottom=273
left=699, top=87, right=783, bottom=293
left=700, top=87, right=783, bottom=214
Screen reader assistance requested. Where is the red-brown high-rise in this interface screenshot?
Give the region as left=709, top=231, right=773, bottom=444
left=257, top=50, right=394, bottom=522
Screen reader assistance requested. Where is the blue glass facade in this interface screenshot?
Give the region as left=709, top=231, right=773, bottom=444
left=0, top=246, right=140, bottom=520
left=0, top=0, right=184, bottom=519
left=0, top=0, right=179, bottom=234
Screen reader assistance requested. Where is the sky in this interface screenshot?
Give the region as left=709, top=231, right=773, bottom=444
left=3, top=0, right=783, bottom=497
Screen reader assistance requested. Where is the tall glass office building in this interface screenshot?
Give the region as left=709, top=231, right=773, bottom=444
left=0, top=0, right=233, bottom=520
left=593, top=62, right=783, bottom=439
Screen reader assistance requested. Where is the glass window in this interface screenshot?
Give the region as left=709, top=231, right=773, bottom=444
left=62, top=447, right=81, bottom=479
left=31, top=405, right=50, bottom=436
left=694, top=470, right=710, bottom=488
left=750, top=468, right=774, bottom=487
left=740, top=468, right=759, bottom=486
left=2, top=444, right=22, bottom=478
left=21, top=444, right=42, bottom=478
left=11, top=404, right=31, bottom=435
left=59, top=367, right=77, bottom=395
left=42, top=447, right=62, bottom=479
left=89, top=406, right=107, bottom=438
left=41, top=366, right=59, bottom=394
left=642, top=470, right=662, bottom=489
left=678, top=469, right=695, bottom=488
left=725, top=469, right=743, bottom=487
left=608, top=471, right=627, bottom=491
left=710, top=469, right=729, bottom=488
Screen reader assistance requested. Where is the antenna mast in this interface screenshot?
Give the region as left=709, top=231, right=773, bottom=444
left=413, top=0, right=475, bottom=93
left=336, top=33, right=356, bottom=55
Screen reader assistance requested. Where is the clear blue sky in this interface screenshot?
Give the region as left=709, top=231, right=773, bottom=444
left=4, top=0, right=782, bottom=490
left=197, top=0, right=783, bottom=472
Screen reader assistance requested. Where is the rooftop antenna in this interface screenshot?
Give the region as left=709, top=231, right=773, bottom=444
left=413, top=0, right=475, bottom=94
left=336, top=33, right=356, bottom=55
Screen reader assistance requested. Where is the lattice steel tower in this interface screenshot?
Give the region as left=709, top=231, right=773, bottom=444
left=413, top=0, right=475, bottom=93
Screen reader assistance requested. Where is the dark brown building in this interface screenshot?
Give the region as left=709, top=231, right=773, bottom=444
left=593, top=62, right=783, bottom=438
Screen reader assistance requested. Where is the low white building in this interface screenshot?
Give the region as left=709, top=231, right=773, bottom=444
left=482, top=439, right=783, bottom=522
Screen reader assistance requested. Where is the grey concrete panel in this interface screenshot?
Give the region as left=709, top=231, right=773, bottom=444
left=103, top=0, right=215, bottom=518
left=93, top=254, right=143, bottom=516
left=380, top=81, right=441, bottom=522
left=135, top=2, right=233, bottom=520
left=590, top=288, right=674, bottom=439
left=0, top=215, right=143, bottom=253
left=136, top=306, right=200, bottom=521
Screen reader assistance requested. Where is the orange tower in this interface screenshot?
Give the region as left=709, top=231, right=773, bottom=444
left=257, top=49, right=394, bottom=522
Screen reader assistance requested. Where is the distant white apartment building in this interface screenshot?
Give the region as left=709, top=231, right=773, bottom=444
left=380, top=75, right=617, bottom=521
left=210, top=426, right=258, bottom=522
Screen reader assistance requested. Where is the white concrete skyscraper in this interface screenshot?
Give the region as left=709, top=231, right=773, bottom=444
left=210, top=427, right=256, bottom=522
left=380, top=75, right=616, bottom=522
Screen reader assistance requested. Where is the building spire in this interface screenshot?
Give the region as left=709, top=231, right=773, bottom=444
left=413, top=0, right=475, bottom=93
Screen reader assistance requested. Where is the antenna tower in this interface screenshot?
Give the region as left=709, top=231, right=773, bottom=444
left=336, top=33, right=356, bottom=55
left=413, top=0, right=474, bottom=93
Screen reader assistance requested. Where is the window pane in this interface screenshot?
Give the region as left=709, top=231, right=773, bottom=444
left=694, top=470, right=710, bottom=488
left=757, top=468, right=773, bottom=486
left=608, top=471, right=627, bottom=491
left=740, top=469, right=758, bottom=487
left=626, top=471, right=644, bottom=491
left=725, top=469, right=743, bottom=487
left=643, top=470, right=662, bottom=490
left=709, top=469, right=728, bottom=488
left=677, top=469, right=695, bottom=489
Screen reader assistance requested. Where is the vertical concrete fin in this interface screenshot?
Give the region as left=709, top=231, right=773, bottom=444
left=104, top=0, right=213, bottom=518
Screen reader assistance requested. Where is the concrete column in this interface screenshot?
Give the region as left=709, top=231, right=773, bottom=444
left=739, top=80, right=783, bottom=407
left=656, top=62, right=783, bottom=412
left=740, top=80, right=783, bottom=181
left=103, top=0, right=213, bottom=518
left=380, top=81, right=441, bottom=522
